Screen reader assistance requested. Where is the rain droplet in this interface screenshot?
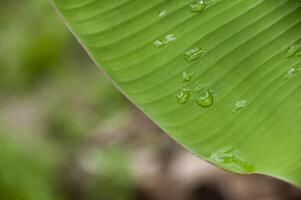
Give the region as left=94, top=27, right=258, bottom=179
left=285, top=43, right=301, bottom=58
left=181, top=71, right=194, bottom=82
left=158, top=10, right=167, bottom=17
left=195, top=89, right=214, bottom=107
left=176, top=88, right=191, bottom=105
left=193, top=83, right=207, bottom=94
left=153, top=34, right=176, bottom=48
left=189, top=0, right=209, bottom=13
left=284, top=67, right=301, bottom=80
left=210, top=147, right=254, bottom=173
left=231, top=100, right=247, bottom=113
left=184, top=47, right=205, bottom=63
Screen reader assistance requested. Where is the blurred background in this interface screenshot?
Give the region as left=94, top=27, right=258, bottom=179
left=1, top=1, right=301, bottom=200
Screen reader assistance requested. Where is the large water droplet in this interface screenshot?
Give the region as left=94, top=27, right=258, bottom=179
left=184, top=47, right=205, bottom=63
left=189, top=0, right=209, bottom=13
left=231, top=100, right=247, bottom=113
left=176, top=88, right=191, bottom=105
left=285, top=43, right=301, bottom=58
left=284, top=67, right=301, bottom=80
left=195, top=89, right=214, bottom=107
left=181, top=71, right=194, bottom=82
left=153, top=34, right=176, bottom=48
left=210, top=147, right=254, bottom=173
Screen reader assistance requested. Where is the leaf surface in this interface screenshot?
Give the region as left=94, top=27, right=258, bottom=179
left=52, top=0, right=301, bottom=185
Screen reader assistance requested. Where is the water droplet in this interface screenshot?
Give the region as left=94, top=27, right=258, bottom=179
left=284, top=67, right=301, bottom=80
left=176, top=88, right=191, bottom=105
left=231, top=100, right=247, bottom=113
left=153, top=34, right=176, bottom=48
left=195, top=89, right=214, bottom=107
left=184, top=47, right=205, bottom=63
left=189, top=0, right=209, bottom=13
left=158, top=10, right=167, bottom=17
left=285, top=43, right=301, bottom=58
left=193, top=83, right=207, bottom=94
left=181, top=71, right=194, bottom=82
left=210, top=147, right=254, bottom=173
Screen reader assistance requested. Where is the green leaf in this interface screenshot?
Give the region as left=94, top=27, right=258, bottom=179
left=51, top=0, right=301, bottom=186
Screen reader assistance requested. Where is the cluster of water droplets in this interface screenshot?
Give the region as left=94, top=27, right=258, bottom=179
left=152, top=0, right=258, bottom=172
left=205, top=43, right=301, bottom=172
left=153, top=5, right=301, bottom=115
left=176, top=71, right=215, bottom=108
left=284, top=43, right=301, bottom=80
left=153, top=0, right=213, bottom=47
left=151, top=1, right=301, bottom=174
left=153, top=1, right=219, bottom=109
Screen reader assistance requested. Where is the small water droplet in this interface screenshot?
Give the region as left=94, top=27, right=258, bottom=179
left=184, top=47, right=205, bottom=63
left=210, top=147, right=254, bottom=173
left=284, top=67, right=301, bottom=80
left=285, top=43, right=301, bottom=58
left=176, top=88, right=191, bottom=105
left=158, top=10, right=167, bottom=17
left=193, top=83, right=207, bottom=94
left=231, top=100, right=247, bottom=113
left=153, top=34, right=176, bottom=48
left=189, top=0, right=209, bottom=13
left=195, top=89, right=214, bottom=107
left=181, top=71, right=194, bottom=82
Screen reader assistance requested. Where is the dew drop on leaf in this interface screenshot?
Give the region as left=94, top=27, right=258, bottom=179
left=195, top=89, right=214, bottom=107
left=193, top=83, right=207, bottom=94
left=284, top=67, right=301, bottom=80
left=158, top=10, right=167, bottom=17
left=181, top=71, right=194, bottom=82
left=176, top=88, right=191, bottom=105
left=153, top=34, right=176, bottom=48
left=183, top=47, right=205, bottom=63
left=210, top=147, right=255, bottom=173
left=285, top=43, right=301, bottom=58
left=189, top=0, right=209, bottom=13
left=231, top=100, right=247, bottom=113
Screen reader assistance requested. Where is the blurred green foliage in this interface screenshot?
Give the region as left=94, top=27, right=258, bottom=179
left=0, top=124, right=61, bottom=200
left=0, top=1, right=135, bottom=200
left=80, top=148, right=135, bottom=200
